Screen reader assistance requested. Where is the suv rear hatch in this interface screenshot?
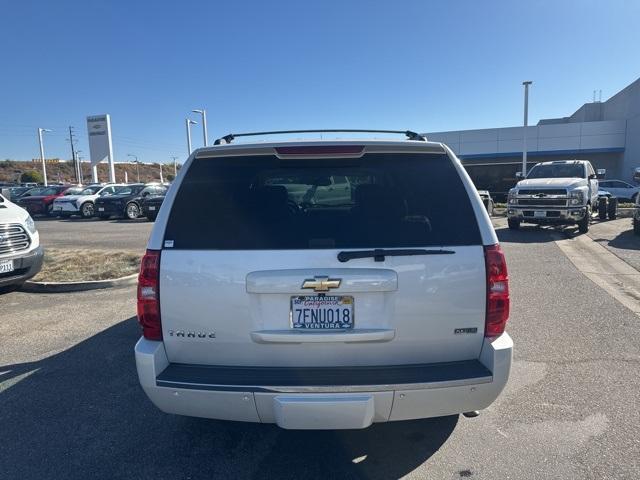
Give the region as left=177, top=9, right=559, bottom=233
left=157, top=144, right=488, bottom=367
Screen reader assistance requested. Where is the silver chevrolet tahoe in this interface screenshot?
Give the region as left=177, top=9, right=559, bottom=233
left=507, top=160, right=599, bottom=233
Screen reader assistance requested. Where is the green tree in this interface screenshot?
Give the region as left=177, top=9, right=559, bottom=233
left=166, top=174, right=175, bottom=182
left=21, top=170, right=44, bottom=184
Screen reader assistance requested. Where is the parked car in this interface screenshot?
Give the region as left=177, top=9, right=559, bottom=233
left=15, top=185, right=72, bottom=216
left=477, top=190, right=494, bottom=215
left=7, top=186, right=31, bottom=200
left=141, top=185, right=168, bottom=221
left=94, top=183, right=155, bottom=220
left=598, top=180, right=640, bottom=202
left=0, top=193, right=43, bottom=290
left=134, top=131, right=513, bottom=430
left=52, top=184, right=117, bottom=218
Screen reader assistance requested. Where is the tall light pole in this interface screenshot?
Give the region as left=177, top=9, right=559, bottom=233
left=170, top=156, right=179, bottom=177
left=127, top=154, right=139, bottom=182
left=76, top=150, right=84, bottom=184
left=37, top=128, right=52, bottom=186
left=522, top=81, right=532, bottom=177
left=186, top=119, right=198, bottom=155
left=192, top=109, right=208, bottom=146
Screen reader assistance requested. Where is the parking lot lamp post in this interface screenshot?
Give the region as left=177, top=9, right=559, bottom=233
left=522, top=81, right=532, bottom=177
left=77, top=154, right=84, bottom=184
left=127, top=154, right=139, bottom=182
left=186, top=119, right=198, bottom=155
left=38, top=128, right=52, bottom=186
left=171, top=156, right=178, bottom=177
left=192, top=109, right=208, bottom=146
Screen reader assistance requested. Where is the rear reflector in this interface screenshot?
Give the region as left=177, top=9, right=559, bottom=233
left=137, top=249, right=162, bottom=340
left=275, top=145, right=364, bottom=156
left=484, top=244, right=510, bottom=337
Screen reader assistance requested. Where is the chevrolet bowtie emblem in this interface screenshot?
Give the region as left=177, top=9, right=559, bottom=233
left=301, top=276, right=341, bottom=292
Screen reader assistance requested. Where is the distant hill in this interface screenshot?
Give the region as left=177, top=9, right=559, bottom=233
left=0, top=159, right=179, bottom=184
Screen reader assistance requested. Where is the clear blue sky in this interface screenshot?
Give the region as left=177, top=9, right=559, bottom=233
left=1, top=0, right=638, bottom=163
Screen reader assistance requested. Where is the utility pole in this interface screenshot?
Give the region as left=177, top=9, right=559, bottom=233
left=68, top=126, right=79, bottom=183
left=127, top=154, right=139, bottom=182
left=170, top=156, right=179, bottom=176
left=522, top=81, right=532, bottom=177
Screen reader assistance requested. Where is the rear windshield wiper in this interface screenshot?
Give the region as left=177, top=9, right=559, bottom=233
left=337, top=248, right=455, bottom=263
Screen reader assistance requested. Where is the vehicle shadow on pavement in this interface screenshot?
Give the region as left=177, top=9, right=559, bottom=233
left=495, top=225, right=561, bottom=243
left=0, top=317, right=457, bottom=480
left=594, top=230, right=640, bottom=251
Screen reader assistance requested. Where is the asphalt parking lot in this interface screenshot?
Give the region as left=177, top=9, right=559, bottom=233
left=588, top=217, right=640, bottom=271
left=34, top=217, right=152, bottom=251
left=1, top=219, right=640, bottom=479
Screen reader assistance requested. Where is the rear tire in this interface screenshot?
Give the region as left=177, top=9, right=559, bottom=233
left=607, top=198, right=618, bottom=220
left=125, top=202, right=140, bottom=220
left=508, top=218, right=520, bottom=230
left=578, top=208, right=590, bottom=233
left=598, top=197, right=608, bottom=220
left=80, top=202, right=94, bottom=218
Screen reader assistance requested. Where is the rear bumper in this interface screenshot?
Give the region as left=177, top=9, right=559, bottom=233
left=95, top=203, right=123, bottom=216
left=507, top=206, right=587, bottom=224
left=142, top=204, right=160, bottom=217
left=135, top=333, right=513, bottom=429
left=0, top=246, right=44, bottom=287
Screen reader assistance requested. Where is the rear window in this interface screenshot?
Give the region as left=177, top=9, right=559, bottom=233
left=164, top=153, right=481, bottom=249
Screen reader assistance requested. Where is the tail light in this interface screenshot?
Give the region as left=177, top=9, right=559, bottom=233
left=275, top=145, right=364, bottom=156
left=137, top=249, right=162, bottom=340
left=484, top=244, right=509, bottom=337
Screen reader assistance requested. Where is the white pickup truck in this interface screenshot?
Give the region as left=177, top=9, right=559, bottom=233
left=507, top=160, right=599, bottom=233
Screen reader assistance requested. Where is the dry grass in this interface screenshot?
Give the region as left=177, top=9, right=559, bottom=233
left=32, top=248, right=140, bottom=282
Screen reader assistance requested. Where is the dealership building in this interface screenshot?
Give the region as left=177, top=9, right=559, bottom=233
left=423, top=77, right=640, bottom=197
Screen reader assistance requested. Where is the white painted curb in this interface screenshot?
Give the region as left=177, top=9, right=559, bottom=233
left=21, top=273, right=138, bottom=293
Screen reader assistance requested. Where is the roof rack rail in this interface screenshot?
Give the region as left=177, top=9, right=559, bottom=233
left=212, top=129, right=427, bottom=145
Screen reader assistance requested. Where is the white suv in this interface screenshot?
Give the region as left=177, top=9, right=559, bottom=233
left=134, top=131, right=513, bottom=429
left=0, top=194, right=43, bottom=289
left=52, top=184, right=117, bottom=218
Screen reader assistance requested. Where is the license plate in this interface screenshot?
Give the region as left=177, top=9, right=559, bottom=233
left=290, top=295, right=354, bottom=330
left=0, top=259, right=14, bottom=274
left=98, top=207, right=104, bottom=212
left=534, top=210, right=546, bottom=218
left=148, top=206, right=156, bottom=211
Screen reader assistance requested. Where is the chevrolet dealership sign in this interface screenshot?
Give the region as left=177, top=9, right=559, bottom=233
left=87, top=114, right=116, bottom=183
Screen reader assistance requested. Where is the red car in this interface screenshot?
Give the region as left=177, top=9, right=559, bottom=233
left=16, top=185, right=76, bottom=216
